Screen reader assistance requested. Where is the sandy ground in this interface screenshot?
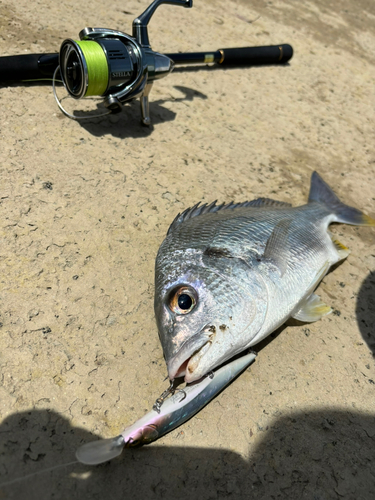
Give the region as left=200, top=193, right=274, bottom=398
left=0, top=0, right=374, bottom=498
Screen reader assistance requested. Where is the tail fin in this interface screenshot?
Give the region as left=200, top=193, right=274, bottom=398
left=308, top=171, right=375, bottom=226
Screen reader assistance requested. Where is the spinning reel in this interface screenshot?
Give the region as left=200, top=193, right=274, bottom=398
left=0, top=0, right=293, bottom=125
left=59, top=0, right=191, bottom=125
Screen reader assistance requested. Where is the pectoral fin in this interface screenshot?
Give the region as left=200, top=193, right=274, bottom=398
left=292, top=293, right=332, bottom=322
left=263, top=219, right=291, bottom=276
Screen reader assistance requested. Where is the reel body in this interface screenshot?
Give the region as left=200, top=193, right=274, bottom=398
left=59, top=0, right=192, bottom=125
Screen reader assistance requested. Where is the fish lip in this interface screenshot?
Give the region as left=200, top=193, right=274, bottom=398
left=167, top=325, right=213, bottom=380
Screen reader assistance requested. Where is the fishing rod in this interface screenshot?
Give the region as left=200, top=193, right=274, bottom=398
left=0, top=0, right=293, bottom=125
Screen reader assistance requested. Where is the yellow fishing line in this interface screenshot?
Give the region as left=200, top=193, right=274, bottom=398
left=75, top=40, right=108, bottom=96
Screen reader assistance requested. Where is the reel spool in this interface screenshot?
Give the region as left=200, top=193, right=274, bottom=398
left=60, top=38, right=136, bottom=99
left=58, top=0, right=193, bottom=125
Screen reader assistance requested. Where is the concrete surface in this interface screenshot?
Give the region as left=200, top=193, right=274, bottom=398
left=0, top=0, right=374, bottom=498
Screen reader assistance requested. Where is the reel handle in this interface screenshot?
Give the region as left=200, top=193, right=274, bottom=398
left=133, top=0, right=192, bottom=47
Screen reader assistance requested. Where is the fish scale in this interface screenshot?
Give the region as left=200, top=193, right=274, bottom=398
left=154, top=172, right=375, bottom=383
left=164, top=205, right=330, bottom=258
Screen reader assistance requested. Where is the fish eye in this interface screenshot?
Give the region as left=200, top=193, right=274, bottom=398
left=168, top=286, right=197, bottom=315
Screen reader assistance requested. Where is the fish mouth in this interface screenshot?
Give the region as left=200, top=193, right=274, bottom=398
left=167, top=326, right=214, bottom=381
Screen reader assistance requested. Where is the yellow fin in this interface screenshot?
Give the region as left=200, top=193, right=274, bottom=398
left=361, top=213, right=375, bottom=226
left=292, top=293, right=332, bottom=322
left=330, top=234, right=350, bottom=260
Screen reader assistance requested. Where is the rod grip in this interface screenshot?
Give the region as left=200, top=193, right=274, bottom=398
left=217, top=44, right=293, bottom=66
left=0, top=53, right=59, bottom=82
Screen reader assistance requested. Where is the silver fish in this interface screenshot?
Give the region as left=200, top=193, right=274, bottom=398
left=155, top=172, right=375, bottom=382
left=76, top=351, right=256, bottom=465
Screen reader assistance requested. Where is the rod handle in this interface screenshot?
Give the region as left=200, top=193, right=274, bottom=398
left=0, top=53, right=59, bottom=81
left=217, top=44, right=293, bottom=66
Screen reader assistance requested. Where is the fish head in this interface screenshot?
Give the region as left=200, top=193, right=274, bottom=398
left=155, top=248, right=267, bottom=383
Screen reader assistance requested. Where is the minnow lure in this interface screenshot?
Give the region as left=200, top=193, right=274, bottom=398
left=76, top=351, right=256, bottom=465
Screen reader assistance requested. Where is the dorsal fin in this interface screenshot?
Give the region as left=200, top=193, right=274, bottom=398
left=167, top=198, right=292, bottom=235
left=245, top=198, right=292, bottom=208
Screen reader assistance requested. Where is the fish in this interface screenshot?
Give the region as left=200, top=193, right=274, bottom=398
left=154, top=171, right=375, bottom=383
left=76, top=351, right=257, bottom=465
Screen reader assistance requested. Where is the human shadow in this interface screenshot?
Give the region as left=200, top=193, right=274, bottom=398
left=248, top=408, right=375, bottom=499
left=356, top=271, right=375, bottom=357
left=1, top=406, right=374, bottom=500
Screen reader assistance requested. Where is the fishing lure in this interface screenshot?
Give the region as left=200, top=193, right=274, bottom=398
left=76, top=351, right=256, bottom=465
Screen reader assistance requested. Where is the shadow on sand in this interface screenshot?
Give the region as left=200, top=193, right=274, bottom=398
left=57, top=85, right=208, bottom=140
left=1, top=273, right=374, bottom=499
left=356, top=270, right=375, bottom=358
left=1, top=405, right=374, bottom=500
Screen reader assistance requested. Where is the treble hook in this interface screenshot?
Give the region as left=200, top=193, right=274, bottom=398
left=153, top=379, right=189, bottom=413
left=153, top=380, right=175, bottom=413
